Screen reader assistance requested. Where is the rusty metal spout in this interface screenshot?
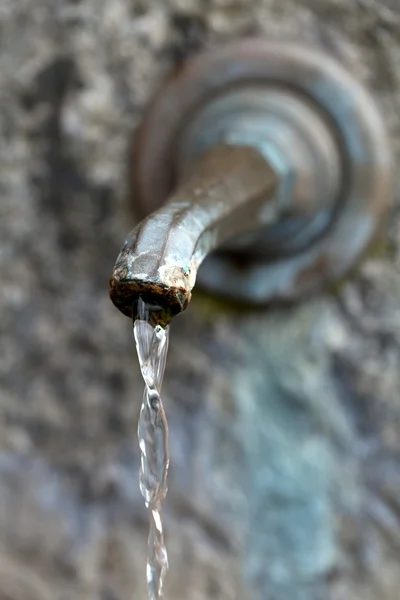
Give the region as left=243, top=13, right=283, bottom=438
left=110, top=40, right=391, bottom=323
left=109, top=145, right=278, bottom=324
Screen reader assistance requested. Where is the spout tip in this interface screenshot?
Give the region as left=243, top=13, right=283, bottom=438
left=109, top=223, right=194, bottom=325
left=109, top=270, right=191, bottom=325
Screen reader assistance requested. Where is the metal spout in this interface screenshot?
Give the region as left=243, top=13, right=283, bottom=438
left=110, top=145, right=278, bottom=324
left=110, top=40, right=391, bottom=322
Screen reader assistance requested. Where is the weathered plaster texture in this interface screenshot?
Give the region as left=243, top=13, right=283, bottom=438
left=0, top=1, right=400, bottom=599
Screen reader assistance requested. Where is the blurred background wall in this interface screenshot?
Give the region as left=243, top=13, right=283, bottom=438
left=0, top=1, right=400, bottom=599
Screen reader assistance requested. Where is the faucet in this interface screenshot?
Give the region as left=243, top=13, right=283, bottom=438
left=110, top=40, right=391, bottom=325
left=110, top=144, right=278, bottom=322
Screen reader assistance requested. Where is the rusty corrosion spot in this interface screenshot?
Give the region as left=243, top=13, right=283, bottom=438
left=109, top=275, right=190, bottom=326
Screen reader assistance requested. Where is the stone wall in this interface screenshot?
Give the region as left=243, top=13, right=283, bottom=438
left=1, top=1, right=400, bottom=599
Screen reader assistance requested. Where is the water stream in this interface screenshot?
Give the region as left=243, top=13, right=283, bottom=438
left=133, top=298, right=170, bottom=600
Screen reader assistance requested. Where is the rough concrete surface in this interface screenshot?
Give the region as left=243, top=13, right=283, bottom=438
left=0, top=0, right=400, bottom=599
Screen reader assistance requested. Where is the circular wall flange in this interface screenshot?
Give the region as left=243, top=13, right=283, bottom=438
left=132, top=39, right=392, bottom=304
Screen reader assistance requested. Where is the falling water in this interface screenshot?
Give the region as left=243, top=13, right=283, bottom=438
left=133, top=297, right=170, bottom=600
